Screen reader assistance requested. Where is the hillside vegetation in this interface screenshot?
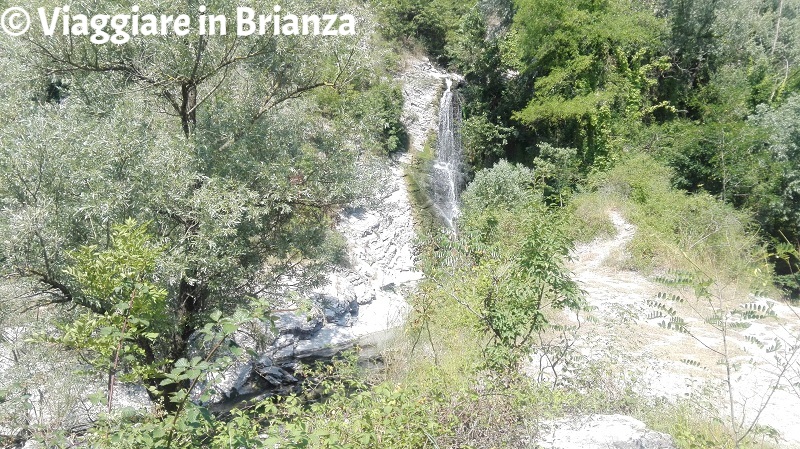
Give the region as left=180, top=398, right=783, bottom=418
left=1, top=0, right=799, bottom=448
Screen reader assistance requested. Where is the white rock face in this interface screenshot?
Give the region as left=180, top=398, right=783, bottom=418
left=536, top=414, right=676, bottom=449
left=196, top=55, right=454, bottom=402
left=260, top=55, right=452, bottom=361
left=293, top=54, right=452, bottom=349
left=543, top=210, right=800, bottom=448
left=397, top=56, right=450, bottom=156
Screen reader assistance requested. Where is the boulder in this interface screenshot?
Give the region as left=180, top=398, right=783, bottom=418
left=536, top=414, right=677, bottom=449
left=274, top=310, right=324, bottom=337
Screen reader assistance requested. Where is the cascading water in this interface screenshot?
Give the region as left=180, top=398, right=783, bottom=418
left=430, top=77, right=464, bottom=229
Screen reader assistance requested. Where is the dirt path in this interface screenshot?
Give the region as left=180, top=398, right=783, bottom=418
left=565, top=210, right=800, bottom=447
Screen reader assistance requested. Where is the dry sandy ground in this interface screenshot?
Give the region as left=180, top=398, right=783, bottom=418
left=559, top=210, right=800, bottom=447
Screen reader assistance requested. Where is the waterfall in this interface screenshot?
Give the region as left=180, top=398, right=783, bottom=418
left=430, top=77, right=464, bottom=229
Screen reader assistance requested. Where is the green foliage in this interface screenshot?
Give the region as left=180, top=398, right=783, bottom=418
left=461, top=113, right=513, bottom=170
left=749, top=94, right=800, bottom=241
left=533, top=143, right=581, bottom=204
left=644, top=401, right=778, bottom=449
left=512, top=0, right=670, bottom=166
left=649, top=0, right=800, bottom=235
left=567, top=193, right=618, bottom=242
left=1, top=0, right=800, bottom=446
left=372, top=0, right=472, bottom=64
left=32, top=218, right=277, bottom=417
left=64, top=220, right=167, bottom=321
left=0, top=5, right=415, bottom=446
left=316, top=78, right=407, bottom=155
left=35, top=221, right=166, bottom=386
left=84, top=351, right=451, bottom=449
left=459, top=159, right=537, bottom=214
left=84, top=306, right=264, bottom=448
left=0, top=0, right=396, bottom=414
left=445, top=7, right=529, bottom=170
left=405, top=131, right=443, bottom=235
left=430, top=160, right=587, bottom=371
left=772, top=240, right=800, bottom=297
left=0, top=0, right=388, bottom=301
left=644, top=89, right=800, bottom=295
left=574, top=154, right=771, bottom=284
left=379, top=0, right=800, bottom=300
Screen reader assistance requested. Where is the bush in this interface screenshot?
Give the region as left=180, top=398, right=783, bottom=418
left=372, top=0, right=472, bottom=64
left=461, top=114, right=512, bottom=171
left=459, top=159, right=536, bottom=218
left=316, top=79, right=407, bottom=156
left=415, top=160, right=587, bottom=371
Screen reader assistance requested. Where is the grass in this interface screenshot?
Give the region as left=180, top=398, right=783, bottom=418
left=640, top=401, right=781, bottom=449
left=565, top=151, right=792, bottom=448
left=404, top=130, right=443, bottom=235
left=570, top=152, right=773, bottom=292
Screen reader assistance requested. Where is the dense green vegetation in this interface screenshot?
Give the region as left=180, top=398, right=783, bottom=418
left=388, top=0, right=800, bottom=292
left=1, top=0, right=799, bottom=447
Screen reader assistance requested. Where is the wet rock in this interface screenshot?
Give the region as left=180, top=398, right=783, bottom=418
left=253, top=360, right=297, bottom=387
left=316, top=292, right=358, bottom=327
left=293, top=326, right=357, bottom=360
left=274, top=310, right=324, bottom=337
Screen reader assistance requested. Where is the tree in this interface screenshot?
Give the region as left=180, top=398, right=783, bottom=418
left=512, top=0, right=670, bottom=167
left=446, top=7, right=525, bottom=170
left=0, top=0, right=393, bottom=408
left=712, top=0, right=800, bottom=106
left=372, top=0, right=471, bottom=64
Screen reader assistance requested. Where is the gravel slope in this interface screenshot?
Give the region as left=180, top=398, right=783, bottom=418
left=564, top=210, right=800, bottom=447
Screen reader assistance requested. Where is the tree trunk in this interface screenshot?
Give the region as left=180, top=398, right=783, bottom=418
left=152, top=276, right=208, bottom=411
left=180, top=82, right=198, bottom=138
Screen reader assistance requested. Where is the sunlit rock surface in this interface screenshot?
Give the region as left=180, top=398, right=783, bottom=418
left=536, top=414, right=676, bottom=449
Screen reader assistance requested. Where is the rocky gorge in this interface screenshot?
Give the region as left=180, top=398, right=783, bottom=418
left=189, top=54, right=456, bottom=404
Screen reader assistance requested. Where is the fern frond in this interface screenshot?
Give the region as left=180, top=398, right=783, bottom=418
left=766, top=340, right=783, bottom=353
left=744, top=335, right=765, bottom=348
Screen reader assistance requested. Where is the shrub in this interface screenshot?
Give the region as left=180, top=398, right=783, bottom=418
left=459, top=159, right=536, bottom=218
left=418, top=160, right=588, bottom=371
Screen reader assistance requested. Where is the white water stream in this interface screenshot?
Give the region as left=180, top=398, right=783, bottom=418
left=430, top=77, right=464, bottom=229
